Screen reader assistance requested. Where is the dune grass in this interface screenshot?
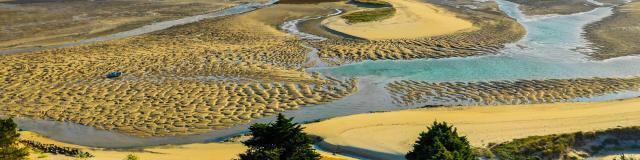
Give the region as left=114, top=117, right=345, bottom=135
left=352, top=0, right=391, bottom=6
left=489, top=127, right=640, bottom=159
left=341, top=7, right=395, bottom=23
left=341, top=0, right=395, bottom=23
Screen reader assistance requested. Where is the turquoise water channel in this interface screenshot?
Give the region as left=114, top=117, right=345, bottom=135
left=13, top=0, right=640, bottom=148
left=311, top=1, right=640, bottom=82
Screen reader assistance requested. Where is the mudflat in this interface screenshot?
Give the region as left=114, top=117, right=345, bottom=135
left=505, top=0, right=598, bottom=16
left=0, top=0, right=259, bottom=50
left=0, top=2, right=359, bottom=137
left=585, top=1, right=640, bottom=59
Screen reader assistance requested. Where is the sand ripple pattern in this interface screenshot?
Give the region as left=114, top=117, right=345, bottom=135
left=0, top=9, right=359, bottom=137
left=387, top=77, right=640, bottom=106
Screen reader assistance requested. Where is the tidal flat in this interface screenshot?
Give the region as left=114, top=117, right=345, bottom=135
left=387, top=77, right=640, bottom=106
left=0, top=0, right=266, bottom=51
left=0, top=2, right=360, bottom=137
left=505, top=0, right=599, bottom=16
left=3, top=1, right=640, bottom=159
left=585, top=1, right=640, bottom=59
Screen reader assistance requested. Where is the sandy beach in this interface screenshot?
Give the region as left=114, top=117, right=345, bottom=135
left=305, top=98, right=640, bottom=156
left=20, top=131, right=353, bottom=160
left=321, top=0, right=476, bottom=40
left=18, top=98, right=640, bottom=159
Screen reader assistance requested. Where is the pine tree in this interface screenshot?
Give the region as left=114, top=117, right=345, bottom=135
left=406, top=121, right=475, bottom=160
left=239, top=114, right=320, bottom=160
left=0, top=118, right=29, bottom=160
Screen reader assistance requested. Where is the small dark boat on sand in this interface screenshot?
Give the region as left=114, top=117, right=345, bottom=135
left=106, top=72, right=123, bottom=78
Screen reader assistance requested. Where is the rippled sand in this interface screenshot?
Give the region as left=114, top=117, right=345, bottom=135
left=313, top=0, right=525, bottom=65
left=0, top=2, right=358, bottom=137
left=387, top=77, right=640, bottom=106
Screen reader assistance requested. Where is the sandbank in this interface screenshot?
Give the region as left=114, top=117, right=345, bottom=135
left=321, top=0, right=476, bottom=40
left=585, top=1, right=640, bottom=59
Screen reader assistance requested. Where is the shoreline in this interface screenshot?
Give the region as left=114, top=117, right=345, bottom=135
left=306, top=98, right=640, bottom=159
left=17, top=97, right=640, bottom=159
left=583, top=1, right=640, bottom=60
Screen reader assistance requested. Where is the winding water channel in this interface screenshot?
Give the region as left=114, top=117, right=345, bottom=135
left=12, top=0, right=640, bottom=149
left=0, top=0, right=277, bottom=55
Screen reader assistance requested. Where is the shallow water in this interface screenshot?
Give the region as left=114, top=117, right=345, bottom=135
left=280, top=9, right=343, bottom=67
left=0, top=1, right=277, bottom=55
left=13, top=0, right=640, bottom=148
left=312, top=1, right=640, bottom=81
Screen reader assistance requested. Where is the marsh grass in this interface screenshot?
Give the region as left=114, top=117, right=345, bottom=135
left=341, top=0, right=394, bottom=23
left=341, top=7, right=395, bottom=23
left=352, top=0, right=390, bottom=6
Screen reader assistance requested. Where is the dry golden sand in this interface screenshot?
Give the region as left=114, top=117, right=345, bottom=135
left=305, top=98, right=640, bottom=155
left=322, top=0, right=476, bottom=40
left=20, top=131, right=353, bottom=160
left=313, top=0, right=525, bottom=65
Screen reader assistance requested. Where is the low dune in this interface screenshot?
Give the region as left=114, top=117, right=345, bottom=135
left=321, top=0, right=476, bottom=40
left=305, top=98, right=640, bottom=157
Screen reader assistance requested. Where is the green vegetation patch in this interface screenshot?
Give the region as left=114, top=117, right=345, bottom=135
left=341, top=7, right=396, bottom=23
left=491, top=134, right=576, bottom=159
left=489, top=127, right=640, bottom=159
left=276, top=0, right=344, bottom=4
left=352, top=0, right=391, bottom=6
left=406, top=121, right=476, bottom=160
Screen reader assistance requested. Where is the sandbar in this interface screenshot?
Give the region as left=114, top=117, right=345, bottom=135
left=321, top=0, right=476, bottom=40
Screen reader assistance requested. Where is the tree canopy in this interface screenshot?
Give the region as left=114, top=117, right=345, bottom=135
left=406, top=121, right=475, bottom=160
left=0, top=118, right=29, bottom=160
left=238, top=114, right=320, bottom=160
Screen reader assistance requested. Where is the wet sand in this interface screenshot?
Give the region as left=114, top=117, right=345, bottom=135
left=305, top=98, right=640, bottom=158
left=387, top=77, right=640, bottom=106
left=585, top=1, right=640, bottom=59
left=0, top=2, right=359, bottom=137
